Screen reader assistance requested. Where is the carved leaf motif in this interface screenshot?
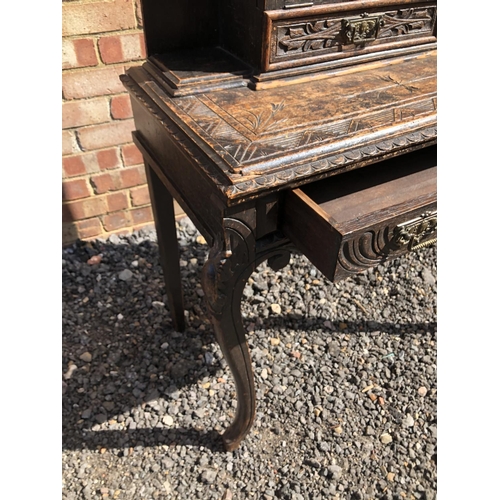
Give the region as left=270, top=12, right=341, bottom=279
left=282, top=39, right=306, bottom=51
left=279, top=18, right=342, bottom=53
left=312, top=21, right=326, bottom=32
left=310, top=39, right=326, bottom=50
left=289, top=27, right=305, bottom=38
left=242, top=101, right=287, bottom=134
left=380, top=7, right=433, bottom=38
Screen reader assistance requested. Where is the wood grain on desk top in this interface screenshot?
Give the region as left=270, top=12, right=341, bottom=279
left=124, top=49, right=436, bottom=201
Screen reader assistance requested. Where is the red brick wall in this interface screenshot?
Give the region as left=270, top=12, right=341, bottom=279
left=62, top=0, right=183, bottom=245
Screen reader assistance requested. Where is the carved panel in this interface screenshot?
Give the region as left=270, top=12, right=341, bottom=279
left=122, top=50, right=436, bottom=202
left=268, top=5, right=436, bottom=69
left=144, top=52, right=436, bottom=176
left=336, top=210, right=437, bottom=280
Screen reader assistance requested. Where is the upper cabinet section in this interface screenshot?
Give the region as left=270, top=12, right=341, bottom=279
left=262, top=1, right=437, bottom=72
left=139, top=0, right=437, bottom=91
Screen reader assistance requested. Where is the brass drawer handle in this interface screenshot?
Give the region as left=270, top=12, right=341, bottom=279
left=392, top=210, right=437, bottom=251
left=341, top=15, right=384, bottom=45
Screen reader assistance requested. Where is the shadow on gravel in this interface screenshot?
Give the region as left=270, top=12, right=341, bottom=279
left=62, top=315, right=435, bottom=454
left=62, top=237, right=436, bottom=454
left=64, top=427, right=226, bottom=453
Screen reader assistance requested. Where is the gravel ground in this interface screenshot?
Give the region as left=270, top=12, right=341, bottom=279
left=62, top=217, right=437, bottom=500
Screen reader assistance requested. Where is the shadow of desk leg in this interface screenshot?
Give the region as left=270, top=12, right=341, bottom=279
left=145, top=162, right=186, bottom=332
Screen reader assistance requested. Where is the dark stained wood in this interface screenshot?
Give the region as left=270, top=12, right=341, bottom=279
left=125, top=0, right=438, bottom=451
left=122, top=50, right=437, bottom=204
left=140, top=0, right=436, bottom=86
left=201, top=220, right=292, bottom=450
left=140, top=0, right=219, bottom=56
left=263, top=1, right=437, bottom=72
left=144, top=48, right=253, bottom=97
left=144, top=162, right=186, bottom=332
left=283, top=145, right=437, bottom=280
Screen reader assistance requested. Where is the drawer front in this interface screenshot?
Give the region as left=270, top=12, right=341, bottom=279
left=334, top=205, right=437, bottom=281
left=264, top=1, right=437, bottom=71
left=282, top=147, right=437, bottom=282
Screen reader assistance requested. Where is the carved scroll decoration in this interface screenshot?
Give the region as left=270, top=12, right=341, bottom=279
left=337, top=212, right=437, bottom=278
left=276, top=7, right=436, bottom=57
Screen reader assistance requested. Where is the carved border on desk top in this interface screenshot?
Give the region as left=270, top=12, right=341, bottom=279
left=273, top=7, right=436, bottom=61
left=122, top=70, right=436, bottom=203
left=135, top=50, right=436, bottom=177
left=120, top=73, right=232, bottom=193
left=224, top=125, right=437, bottom=198
left=174, top=90, right=436, bottom=168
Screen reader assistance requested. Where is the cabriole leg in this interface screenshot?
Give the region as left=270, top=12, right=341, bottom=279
left=202, top=219, right=290, bottom=450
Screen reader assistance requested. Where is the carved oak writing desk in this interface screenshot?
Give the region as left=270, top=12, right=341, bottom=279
left=122, top=0, right=437, bottom=451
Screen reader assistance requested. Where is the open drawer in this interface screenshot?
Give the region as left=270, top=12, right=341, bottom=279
left=282, top=146, right=437, bottom=282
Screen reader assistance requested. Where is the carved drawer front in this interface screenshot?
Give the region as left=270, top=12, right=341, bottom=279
left=264, top=1, right=437, bottom=71
left=282, top=145, right=437, bottom=282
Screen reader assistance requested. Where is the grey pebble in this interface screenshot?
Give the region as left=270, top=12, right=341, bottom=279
left=118, top=269, right=134, bottom=281
left=62, top=222, right=436, bottom=499
left=201, top=469, right=217, bottom=484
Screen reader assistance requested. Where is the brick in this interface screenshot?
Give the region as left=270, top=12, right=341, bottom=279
left=90, top=172, right=115, bottom=194
left=63, top=197, right=108, bottom=221
left=98, top=36, right=122, bottom=64
left=135, top=1, right=143, bottom=29
left=110, top=94, right=132, bottom=119
left=62, top=38, right=98, bottom=69
left=107, top=192, right=129, bottom=212
left=120, top=165, right=146, bottom=188
left=130, top=206, right=153, bottom=225
left=122, top=143, right=143, bottom=166
left=78, top=119, right=134, bottom=150
left=90, top=165, right=145, bottom=194
left=102, top=211, right=131, bottom=231
left=63, top=149, right=121, bottom=178
left=98, top=33, right=145, bottom=64
left=63, top=156, right=86, bottom=178
left=62, top=204, right=74, bottom=224
left=63, top=179, right=92, bottom=201
left=62, top=0, right=136, bottom=37
left=62, top=97, right=110, bottom=129
left=62, top=130, right=81, bottom=156
left=76, top=218, right=103, bottom=239
left=62, top=66, right=125, bottom=100
left=130, top=185, right=150, bottom=206
left=96, top=148, right=121, bottom=170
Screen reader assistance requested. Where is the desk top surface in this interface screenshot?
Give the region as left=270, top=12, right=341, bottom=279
left=123, top=49, right=436, bottom=202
